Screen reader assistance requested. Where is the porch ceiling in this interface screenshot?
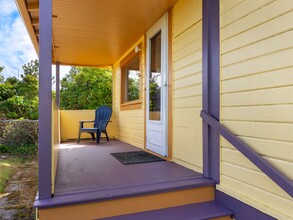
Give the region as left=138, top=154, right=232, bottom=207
left=16, top=0, right=178, bottom=67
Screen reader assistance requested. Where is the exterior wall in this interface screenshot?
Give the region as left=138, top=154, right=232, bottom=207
left=219, top=1, right=293, bottom=219
left=172, top=0, right=203, bottom=172
left=51, top=101, right=59, bottom=194
left=112, top=37, right=145, bottom=149
left=60, top=110, right=115, bottom=141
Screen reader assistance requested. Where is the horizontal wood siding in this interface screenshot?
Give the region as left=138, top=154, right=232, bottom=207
left=220, top=0, right=293, bottom=219
left=172, top=0, right=203, bottom=172
left=112, top=37, right=145, bottom=148
left=51, top=101, right=59, bottom=194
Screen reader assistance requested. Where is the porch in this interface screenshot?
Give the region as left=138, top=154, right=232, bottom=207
left=15, top=0, right=293, bottom=219
left=35, top=139, right=215, bottom=208
left=34, top=139, right=234, bottom=219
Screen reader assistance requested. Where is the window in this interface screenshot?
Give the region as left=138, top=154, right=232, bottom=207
left=120, top=49, right=142, bottom=110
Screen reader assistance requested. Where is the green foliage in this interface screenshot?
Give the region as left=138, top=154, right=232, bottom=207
left=0, top=83, right=16, bottom=101
left=21, top=59, right=39, bottom=77
left=17, top=74, right=38, bottom=99
left=0, top=120, right=38, bottom=147
left=149, top=74, right=161, bottom=112
left=0, top=96, right=38, bottom=119
left=0, top=66, right=4, bottom=83
left=0, top=60, right=39, bottom=119
left=0, top=144, right=37, bottom=156
left=0, top=157, right=23, bottom=193
left=5, top=76, right=18, bottom=85
left=60, top=67, right=112, bottom=110
left=127, top=76, right=139, bottom=101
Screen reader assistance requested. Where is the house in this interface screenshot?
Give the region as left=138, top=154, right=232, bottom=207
left=15, top=0, right=293, bottom=219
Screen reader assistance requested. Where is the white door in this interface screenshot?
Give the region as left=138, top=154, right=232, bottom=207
left=146, top=14, right=168, bottom=157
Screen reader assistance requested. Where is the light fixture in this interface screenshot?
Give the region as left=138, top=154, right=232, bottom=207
left=135, top=46, right=141, bottom=53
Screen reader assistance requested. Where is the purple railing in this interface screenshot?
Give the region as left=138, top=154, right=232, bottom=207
left=200, top=110, right=293, bottom=198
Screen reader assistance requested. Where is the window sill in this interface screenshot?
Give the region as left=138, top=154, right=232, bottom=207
left=120, top=100, right=142, bottom=111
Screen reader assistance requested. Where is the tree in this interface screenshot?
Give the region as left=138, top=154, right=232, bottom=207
left=18, top=60, right=39, bottom=99
left=21, top=59, right=39, bottom=77
left=0, top=66, right=4, bottom=83
left=17, top=74, right=38, bottom=99
left=0, top=60, right=39, bottom=119
left=5, top=76, right=18, bottom=85
left=60, top=67, right=112, bottom=110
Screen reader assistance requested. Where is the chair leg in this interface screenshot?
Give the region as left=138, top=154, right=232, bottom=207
left=90, top=133, right=95, bottom=141
left=96, top=130, right=101, bottom=144
left=78, top=129, right=81, bottom=143
left=105, top=130, right=109, bottom=142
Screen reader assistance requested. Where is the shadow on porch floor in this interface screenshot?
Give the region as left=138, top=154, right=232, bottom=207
left=35, top=139, right=215, bottom=208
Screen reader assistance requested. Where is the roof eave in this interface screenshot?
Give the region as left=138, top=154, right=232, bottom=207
left=15, top=0, right=39, bottom=56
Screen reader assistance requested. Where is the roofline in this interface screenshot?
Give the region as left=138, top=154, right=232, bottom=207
left=15, top=0, right=39, bottom=56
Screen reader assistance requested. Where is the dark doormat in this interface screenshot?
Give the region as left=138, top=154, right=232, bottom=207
left=111, top=151, right=166, bottom=165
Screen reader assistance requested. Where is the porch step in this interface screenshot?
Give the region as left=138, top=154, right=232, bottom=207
left=37, top=186, right=218, bottom=220
left=101, top=201, right=233, bottom=220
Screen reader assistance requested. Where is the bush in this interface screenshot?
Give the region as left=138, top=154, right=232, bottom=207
left=0, top=144, right=37, bottom=155
left=0, top=120, right=38, bottom=147
left=0, top=96, right=38, bottom=120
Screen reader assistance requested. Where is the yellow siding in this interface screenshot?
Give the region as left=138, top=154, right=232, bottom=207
left=51, top=101, right=59, bottom=194
left=220, top=0, right=293, bottom=219
left=60, top=110, right=115, bottom=141
left=172, top=0, right=203, bottom=172
left=112, top=37, right=145, bottom=149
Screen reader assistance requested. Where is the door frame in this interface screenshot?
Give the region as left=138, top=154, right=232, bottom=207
left=144, top=11, right=172, bottom=158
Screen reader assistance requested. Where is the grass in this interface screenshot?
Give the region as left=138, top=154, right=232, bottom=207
left=0, top=157, right=24, bottom=193
left=0, top=156, right=38, bottom=220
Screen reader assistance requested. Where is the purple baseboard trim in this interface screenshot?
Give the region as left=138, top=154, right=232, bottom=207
left=34, top=178, right=215, bottom=208
left=216, top=190, right=276, bottom=220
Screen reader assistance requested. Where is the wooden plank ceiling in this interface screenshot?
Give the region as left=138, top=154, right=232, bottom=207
left=17, top=0, right=178, bottom=67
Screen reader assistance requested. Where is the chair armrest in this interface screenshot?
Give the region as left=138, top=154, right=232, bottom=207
left=79, top=120, right=95, bottom=123
left=79, top=120, right=95, bottom=129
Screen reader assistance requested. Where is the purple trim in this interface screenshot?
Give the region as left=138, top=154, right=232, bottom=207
left=101, top=201, right=233, bottom=220
left=201, top=111, right=293, bottom=197
left=34, top=177, right=214, bottom=208
left=38, top=0, right=53, bottom=199
left=216, top=190, right=276, bottom=220
left=56, top=62, right=60, bottom=108
left=34, top=140, right=215, bottom=208
left=202, top=0, right=220, bottom=182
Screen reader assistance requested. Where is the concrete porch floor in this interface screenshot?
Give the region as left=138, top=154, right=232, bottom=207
left=35, top=139, right=214, bottom=208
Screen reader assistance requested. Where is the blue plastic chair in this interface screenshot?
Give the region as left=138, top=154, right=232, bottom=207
left=77, top=106, right=112, bottom=144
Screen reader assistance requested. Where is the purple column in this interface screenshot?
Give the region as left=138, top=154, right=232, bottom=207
left=38, top=0, right=53, bottom=199
left=202, top=0, right=220, bottom=182
left=56, top=62, right=60, bottom=108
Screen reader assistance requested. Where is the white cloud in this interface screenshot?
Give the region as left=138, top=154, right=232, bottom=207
left=0, top=0, right=16, bottom=16
left=52, top=65, right=71, bottom=79
left=0, top=1, right=71, bottom=80
left=0, top=0, right=37, bottom=78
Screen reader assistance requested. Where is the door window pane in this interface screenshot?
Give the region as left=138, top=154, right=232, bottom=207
left=149, top=31, right=161, bottom=121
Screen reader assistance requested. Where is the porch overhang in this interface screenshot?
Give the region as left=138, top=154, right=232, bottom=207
left=15, top=0, right=178, bottom=67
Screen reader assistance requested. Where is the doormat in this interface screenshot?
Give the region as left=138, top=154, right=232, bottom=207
left=111, top=151, right=166, bottom=165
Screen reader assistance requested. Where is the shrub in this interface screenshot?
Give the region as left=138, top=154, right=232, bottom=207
left=0, top=96, right=38, bottom=120
left=0, top=144, right=37, bottom=156
left=0, top=120, right=38, bottom=147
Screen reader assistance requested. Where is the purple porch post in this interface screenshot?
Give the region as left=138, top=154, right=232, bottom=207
left=202, top=0, right=220, bottom=182
left=38, top=0, right=53, bottom=199
left=56, top=62, right=60, bottom=108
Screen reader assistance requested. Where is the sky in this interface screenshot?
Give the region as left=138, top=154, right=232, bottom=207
left=0, top=0, right=69, bottom=79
